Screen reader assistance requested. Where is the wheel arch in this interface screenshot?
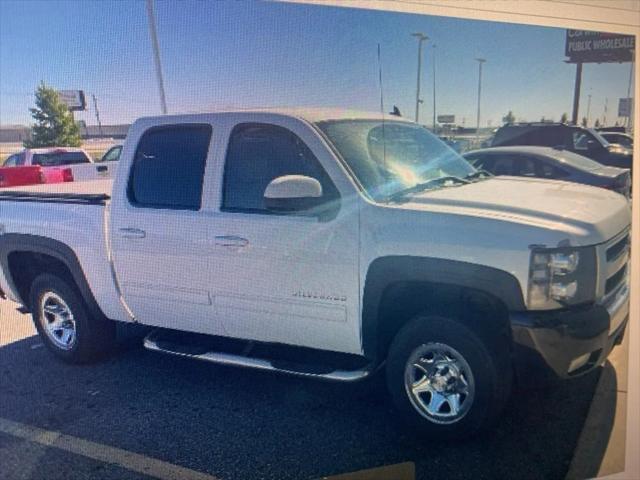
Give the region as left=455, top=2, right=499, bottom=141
left=362, top=256, right=526, bottom=362
left=0, top=233, right=106, bottom=320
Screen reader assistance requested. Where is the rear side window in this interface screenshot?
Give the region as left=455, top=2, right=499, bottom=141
left=514, top=156, right=537, bottom=176
left=466, top=153, right=494, bottom=171
left=491, top=155, right=515, bottom=175
left=540, top=161, right=570, bottom=178
left=222, top=123, right=336, bottom=213
left=32, top=151, right=91, bottom=166
left=128, top=124, right=211, bottom=210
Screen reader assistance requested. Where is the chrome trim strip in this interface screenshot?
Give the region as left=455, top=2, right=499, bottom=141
left=143, top=331, right=376, bottom=382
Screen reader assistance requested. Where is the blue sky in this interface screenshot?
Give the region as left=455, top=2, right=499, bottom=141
left=0, top=0, right=634, bottom=127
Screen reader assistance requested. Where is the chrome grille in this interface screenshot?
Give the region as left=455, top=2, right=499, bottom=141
left=606, top=234, right=629, bottom=262
left=605, top=264, right=627, bottom=295
left=599, top=230, right=630, bottom=303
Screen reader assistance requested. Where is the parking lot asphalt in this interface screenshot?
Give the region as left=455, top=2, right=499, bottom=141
left=0, top=299, right=604, bottom=480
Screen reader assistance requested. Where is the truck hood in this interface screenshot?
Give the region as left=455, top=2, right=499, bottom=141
left=398, top=176, right=630, bottom=246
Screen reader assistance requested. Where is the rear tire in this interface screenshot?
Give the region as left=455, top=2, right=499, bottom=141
left=29, top=273, right=115, bottom=363
left=386, top=314, right=512, bottom=439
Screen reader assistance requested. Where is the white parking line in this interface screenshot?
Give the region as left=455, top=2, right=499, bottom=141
left=0, top=417, right=220, bottom=480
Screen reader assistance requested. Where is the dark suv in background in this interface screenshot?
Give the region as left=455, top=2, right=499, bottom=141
left=491, top=123, right=632, bottom=171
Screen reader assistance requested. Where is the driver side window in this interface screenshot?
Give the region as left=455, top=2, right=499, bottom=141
left=222, top=123, right=337, bottom=214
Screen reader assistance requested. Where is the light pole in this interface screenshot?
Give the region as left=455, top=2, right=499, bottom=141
left=475, top=58, right=486, bottom=146
left=412, top=32, right=429, bottom=123
left=432, top=44, right=437, bottom=132
left=146, top=0, right=168, bottom=114
left=586, top=93, right=592, bottom=126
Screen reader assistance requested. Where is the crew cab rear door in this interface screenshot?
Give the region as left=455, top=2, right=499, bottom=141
left=109, top=123, right=227, bottom=336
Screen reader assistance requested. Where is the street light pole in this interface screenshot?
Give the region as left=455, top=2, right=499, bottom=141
left=475, top=58, right=486, bottom=146
left=432, top=44, right=437, bottom=131
left=586, top=93, right=592, bottom=126
left=412, top=32, right=428, bottom=124
left=146, top=0, right=168, bottom=115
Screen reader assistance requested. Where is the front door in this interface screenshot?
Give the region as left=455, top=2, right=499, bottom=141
left=208, top=121, right=361, bottom=354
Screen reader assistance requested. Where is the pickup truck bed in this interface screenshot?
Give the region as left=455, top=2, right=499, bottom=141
left=0, top=179, right=112, bottom=204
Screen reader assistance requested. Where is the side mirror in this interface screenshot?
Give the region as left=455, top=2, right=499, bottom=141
left=264, top=175, right=324, bottom=213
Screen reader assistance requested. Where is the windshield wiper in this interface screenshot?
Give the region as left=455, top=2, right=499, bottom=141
left=387, top=175, right=469, bottom=202
left=465, top=169, right=493, bottom=181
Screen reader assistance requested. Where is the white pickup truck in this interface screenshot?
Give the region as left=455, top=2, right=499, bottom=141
left=0, top=109, right=631, bottom=437
left=2, top=147, right=117, bottom=182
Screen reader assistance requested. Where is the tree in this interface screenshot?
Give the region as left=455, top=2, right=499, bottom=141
left=581, top=117, right=588, bottom=127
left=594, top=119, right=601, bottom=128
left=503, top=110, right=516, bottom=124
left=24, top=82, right=81, bottom=148
left=560, top=112, right=568, bottom=124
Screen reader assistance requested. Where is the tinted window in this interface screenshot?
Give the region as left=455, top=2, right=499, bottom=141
left=32, top=151, right=91, bottom=166
left=223, top=124, right=334, bottom=213
left=529, top=127, right=565, bottom=147
left=102, top=146, right=122, bottom=162
left=494, top=126, right=566, bottom=147
left=491, top=155, right=514, bottom=175
left=3, top=155, right=17, bottom=167
left=465, top=153, right=494, bottom=171
left=571, top=129, right=606, bottom=151
left=514, top=156, right=537, bottom=176
left=129, top=124, right=211, bottom=210
left=539, top=161, right=569, bottom=178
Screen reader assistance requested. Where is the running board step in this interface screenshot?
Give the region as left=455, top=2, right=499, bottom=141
left=143, top=329, right=376, bottom=382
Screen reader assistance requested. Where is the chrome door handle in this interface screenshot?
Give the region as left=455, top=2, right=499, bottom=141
left=214, top=235, right=249, bottom=247
left=119, top=228, right=146, bottom=239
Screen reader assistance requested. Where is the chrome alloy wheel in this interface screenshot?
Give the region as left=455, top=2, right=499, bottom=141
left=404, top=342, right=475, bottom=424
left=40, top=291, right=77, bottom=350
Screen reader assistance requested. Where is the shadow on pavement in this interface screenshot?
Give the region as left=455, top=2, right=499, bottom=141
left=565, top=361, right=618, bottom=480
left=0, top=333, right=606, bottom=480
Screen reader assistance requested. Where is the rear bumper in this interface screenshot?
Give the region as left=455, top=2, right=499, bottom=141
left=510, top=284, right=629, bottom=385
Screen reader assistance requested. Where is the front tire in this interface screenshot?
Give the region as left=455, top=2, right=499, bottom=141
left=386, top=315, right=512, bottom=438
left=30, top=273, right=115, bottom=363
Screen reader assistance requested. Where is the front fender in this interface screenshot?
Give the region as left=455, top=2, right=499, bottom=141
left=361, top=255, right=526, bottom=360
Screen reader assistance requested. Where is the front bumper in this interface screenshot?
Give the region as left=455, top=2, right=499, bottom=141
left=510, top=283, right=629, bottom=386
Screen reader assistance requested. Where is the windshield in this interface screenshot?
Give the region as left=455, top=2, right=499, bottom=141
left=586, top=128, right=610, bottom=147
left=316, top=120, right=477, bottom=200
left=32, top=151, right=91, bottom=167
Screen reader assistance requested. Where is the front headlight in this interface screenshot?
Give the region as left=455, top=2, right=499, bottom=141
left=527, top=247, right=597, bottom=310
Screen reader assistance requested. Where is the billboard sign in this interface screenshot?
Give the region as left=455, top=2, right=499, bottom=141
left=618, top=98, right=633, bottom=117
left=437, top=114, right=455, bottom=123
left=57, top=90, right=86, bottom=111
left=565, top=30, right=635, bottom=63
